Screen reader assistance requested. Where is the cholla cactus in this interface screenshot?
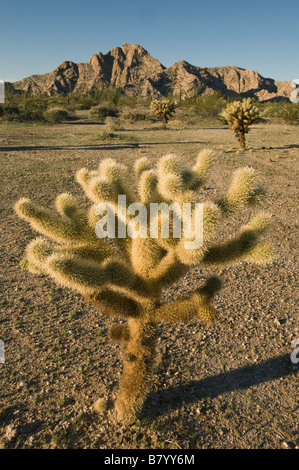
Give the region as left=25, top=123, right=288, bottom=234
left=150, top=98, right=177, bottom=126
left=15, top=149, right=272, bottom=422
left=221, top=98, right=259, bottom=150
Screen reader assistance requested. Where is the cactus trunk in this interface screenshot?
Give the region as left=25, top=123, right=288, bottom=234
left=115, top=317, right=158, bottom=422
left=239, top=131, right=246, bottom=150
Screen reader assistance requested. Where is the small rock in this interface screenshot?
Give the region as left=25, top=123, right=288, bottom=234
left=281, top=441, right=290, bottom=449
left=17, top=381, right=27, bottom=389
left=5, top=425, right=17, bottom=441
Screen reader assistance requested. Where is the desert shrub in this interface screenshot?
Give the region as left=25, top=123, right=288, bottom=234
left=182, top=91, right=227, bottom=119
left=121, top=110, right=152, bottom=123
left=19, top=99, right=47, bottom=121
left=71, top=95, right=97, bottom=110
left=278, top=104, right=299, bottom=123
left=89, top=103, right=119, bottom=119
left=0, top=105, right=21, bottom=121
left=69, top=86, right=124, bottom=109
left=64, top=105, right=77, bottom=121
left=262, top=102, right=299, bottom=124
left=98, top=131, right=137, bottom=143
left=104, top=117, right=124, bottom=131
left=118, top=95, right=138, bottom=107
left=103, top=86, right=124, bottom=106
left=43, top=107, right=69, bottom=123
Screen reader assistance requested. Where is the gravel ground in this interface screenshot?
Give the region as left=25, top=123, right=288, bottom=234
left=0, top=121, right=298, bottom=449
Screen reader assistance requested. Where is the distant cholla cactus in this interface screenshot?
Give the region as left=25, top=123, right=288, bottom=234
left=221, top=98, right=259, bottom=150
left=15, top=149, right=272, bottom=422
left=150, top=98, right=177, bottom=126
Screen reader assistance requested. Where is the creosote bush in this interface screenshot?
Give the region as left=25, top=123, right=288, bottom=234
left=89, top=103, right=119, bottom=120
left=104, top=117, right=124, bottom=131
left=221, top=98, right=259, bottom=150
left=181, top=91, right=227, bottom=120
left=15, top=149, right=272, bottom=422
left=44, top=107, right=69, bottom=123
left=262, top=101, right=299, bottom=124
left=150, top=99, right=177, bottom=126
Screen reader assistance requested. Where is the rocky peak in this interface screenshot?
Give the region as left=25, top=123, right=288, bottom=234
left=11, top=44, right=292, bottom=101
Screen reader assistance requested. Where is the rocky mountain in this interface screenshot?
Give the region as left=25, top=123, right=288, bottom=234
left=10, top=43, right=292, bottom=102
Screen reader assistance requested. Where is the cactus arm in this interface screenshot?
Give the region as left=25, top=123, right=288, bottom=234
left=87, top=289, right=141, bottom=319
left=149, top=250, right=188, bottom=290
left=134, top=157, right=152, bottom=181
left=44, top=254, right=135, bottom=296
left=202, top=214, right=272, bottom=265
left=190, top=149, right=213, bottom=190
left=99, top=159, right=136, bottom=204
left=131, top=237, right=165, bottom=279
left=56, top=242, right=116, bottom=264
left=175, top=202, right=221, bottom=266
left=153, top=294, right=217, bottom=324
left=152, top=276, right=221, bottom=323
left=216, top=167, right=265, bottom=216
left=15, top=198, right=92, bottom=243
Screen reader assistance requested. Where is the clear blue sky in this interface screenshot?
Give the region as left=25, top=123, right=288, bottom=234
left=1, top=0, right=298, bottom=83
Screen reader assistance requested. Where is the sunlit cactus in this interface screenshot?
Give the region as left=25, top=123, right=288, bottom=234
left=150, top=98, right=177, bottom=127
left=15, top=149, right=272, bottom=422
left=221, top=98, right=259, bottom=150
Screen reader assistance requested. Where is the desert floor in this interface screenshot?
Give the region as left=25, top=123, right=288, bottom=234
left=0, top=120, right=298, bottom=449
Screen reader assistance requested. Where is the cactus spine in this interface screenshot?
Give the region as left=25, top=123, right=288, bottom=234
left=15, top=149, right=272, bottom=422
left=221, top=98, right=259, bottom=150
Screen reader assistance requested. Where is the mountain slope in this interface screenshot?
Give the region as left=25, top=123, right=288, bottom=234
left=10, top=43, right=292, bottom=101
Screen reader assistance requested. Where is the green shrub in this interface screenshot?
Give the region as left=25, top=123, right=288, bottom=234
left=182, top=91, right=227, bottom=119
left=98, top=131, right=137, bottom=143
left=104, top=117, right=124, bottom=131
left=121, top=110, right=152, bottom=122
left=43, top=107, right=69, bottom=123
left=1, top=105, right=21, bottom=121
left=89, top=103, right=119, bottom=119
left=262, top=102, right=299, bottom=124
left=20, top=99, right=46, bottom=121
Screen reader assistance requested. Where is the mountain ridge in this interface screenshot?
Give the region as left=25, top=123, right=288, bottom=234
left=9, top=43, right=292, bottom=102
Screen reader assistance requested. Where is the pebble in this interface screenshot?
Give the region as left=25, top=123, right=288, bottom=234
left=5, top=425, right=17, bottom=441
left=281, top=441, right=290, bottom=449
left=17, top=381, right=27, bottom=389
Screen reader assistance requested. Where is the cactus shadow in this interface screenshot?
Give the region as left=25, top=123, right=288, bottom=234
left=0, top=144, right=139, bottom=152
left=271, top=144, right=299, bottom=150
left=144, top=353, right=297, bottom=418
